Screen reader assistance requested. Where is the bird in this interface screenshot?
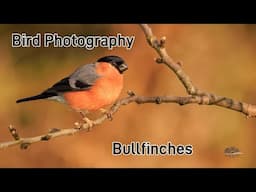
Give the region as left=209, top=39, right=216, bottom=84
left=16, top=55, right=128, bottom=127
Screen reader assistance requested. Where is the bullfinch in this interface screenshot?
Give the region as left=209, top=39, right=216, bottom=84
left=16, top=55, right=128, bottom=123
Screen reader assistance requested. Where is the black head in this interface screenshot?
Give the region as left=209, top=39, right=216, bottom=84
left=97, top=55, right=128, bottom=74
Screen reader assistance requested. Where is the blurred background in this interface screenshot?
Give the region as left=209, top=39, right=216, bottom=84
left=0, top=24, right=256, bottom=167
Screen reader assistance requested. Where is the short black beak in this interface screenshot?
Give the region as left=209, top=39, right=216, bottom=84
left=119, top=63, right=128, bottom=73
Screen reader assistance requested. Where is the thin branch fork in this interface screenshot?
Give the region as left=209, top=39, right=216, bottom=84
left=139, top=24, right=256, bottom=118
left=1, top=24, right=256, bottom=150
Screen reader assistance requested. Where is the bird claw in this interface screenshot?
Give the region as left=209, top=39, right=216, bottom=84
left=82, top=117, right=94, bottom=131
left=74, top=122, right=82, bottom=130
left=100, top=108, right=113, bottom=121
left=99, top=108, right=107, bottom=114
left=74, top=117, right=94, bottom=131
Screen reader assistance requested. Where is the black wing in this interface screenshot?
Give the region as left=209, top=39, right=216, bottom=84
left=44, top=77, right=92, bottom=94
left=45, top=63, right=100, bottom=93
left=16, top=63, right=100, bottom=103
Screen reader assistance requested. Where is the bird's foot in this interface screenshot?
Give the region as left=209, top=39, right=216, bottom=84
left=74, top=122, right=82, bottom=130
left=99, top=108, right=113, bottom=121
left=82, top=117, right=94, bottom=131
left=79, top=111, right=88, bottom=118
left=74, top=111, right=94, bottom=131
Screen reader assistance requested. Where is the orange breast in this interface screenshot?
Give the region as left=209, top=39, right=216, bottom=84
left=63, top=62, right=123, bottom=111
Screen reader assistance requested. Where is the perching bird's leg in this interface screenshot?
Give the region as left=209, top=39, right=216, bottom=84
left=75, top=110, right=94, bottom=131
left=99, top=108, right=113, bottom=121
left=79, top=111, right=87, bottom=118
left=82, top=117, right=94, bottom=131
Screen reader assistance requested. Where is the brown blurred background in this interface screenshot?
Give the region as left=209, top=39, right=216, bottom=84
left=0, top=24, right=256, bottom=168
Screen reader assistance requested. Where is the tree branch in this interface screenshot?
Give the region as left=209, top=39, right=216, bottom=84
left=1, top=24, right=256, bottom=150
left=139, top=24, right=256, bottom=118
left=1, top=93, right=198, bottom=149
left=140, top=24, right=197, bottom=95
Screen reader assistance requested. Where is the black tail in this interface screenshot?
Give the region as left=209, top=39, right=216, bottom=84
left=16, top=92, right=57, bottom=103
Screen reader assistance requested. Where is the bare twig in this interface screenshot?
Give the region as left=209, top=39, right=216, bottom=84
left=1, top=24, right=256, bottom=150
left=8, top=125, right=20, bottom=140
left=140, top=24, right=197, bottom=95
left=140, top=24, right=256, bottom=118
